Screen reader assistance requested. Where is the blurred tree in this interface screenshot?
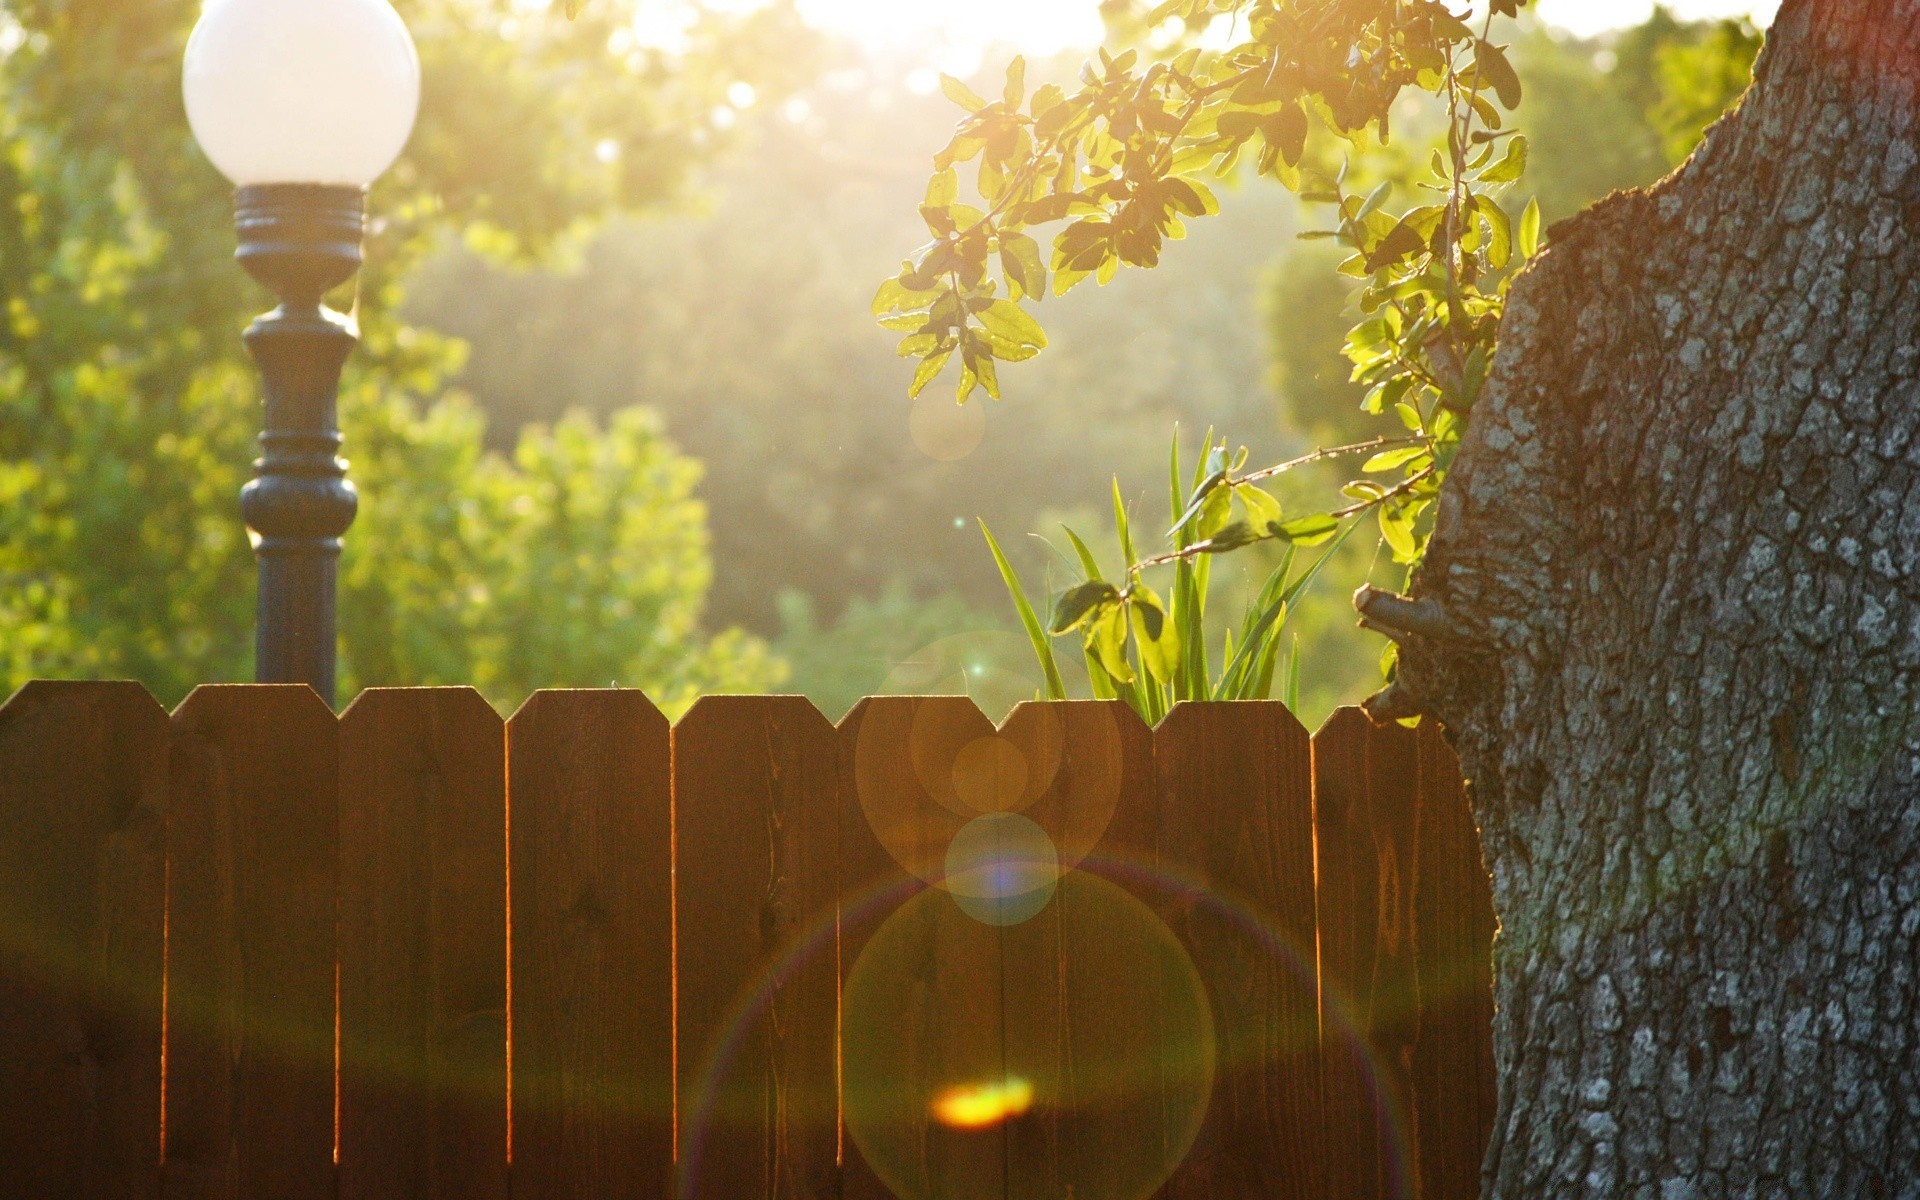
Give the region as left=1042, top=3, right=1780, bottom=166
left=407, top=55, right=1299, bottom=637
left=0, top=0, right=805, bottom=707
left=1265, top=7, right=1762, bottom=466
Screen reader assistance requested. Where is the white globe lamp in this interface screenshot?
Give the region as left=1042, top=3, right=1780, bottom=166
left=181, top=0, right=422, bottom=707
left=183, top=0, right=420, bottom=188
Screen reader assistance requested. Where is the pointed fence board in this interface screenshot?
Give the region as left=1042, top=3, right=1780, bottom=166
left=994, top=701, right=1176, bottom=1200
left=0, top=681, right=167, bottom=1200
left=1312, top=708, right=1422, bottom=1200
left=506, top=690, right=673, bottom=1199
left=672, top=695, right=840, bottom=1200
left=1410, top=726, right=1497, bottom=1200
left=1155, top=701, right=1324, bottom=1200
left=338, top=688, right=508, bottom=1200
left=834, top=696, right=995, bottom=1200
left=163, top=685, right=339, bottom=1200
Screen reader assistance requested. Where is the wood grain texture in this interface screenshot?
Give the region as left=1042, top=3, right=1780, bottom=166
left=338, top=688, right=507, bottom=1200
left=834, top=697, right=984, bottom=1200
left=1155, top=701, right=1324, bottom=1200
left=672, top=695, right=839, bottom=1200
left=506, top=690, right=672, bottom=1199
left=1410, top=726, right=1495, bottom=1200
left=997, top=701, right=1172, bottom=1200
left=163, top=685, right=339, bottom=1200
left=1312, top=708, right=1422, bottom=1200
left=0, top=681, right=167, bottom=1200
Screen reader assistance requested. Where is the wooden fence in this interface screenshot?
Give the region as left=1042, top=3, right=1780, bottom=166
left=0, top=681, right=1495, bottom=1200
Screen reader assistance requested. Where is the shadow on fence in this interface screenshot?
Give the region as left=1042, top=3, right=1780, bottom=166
left=0, top=680, right=1495, bottom=1200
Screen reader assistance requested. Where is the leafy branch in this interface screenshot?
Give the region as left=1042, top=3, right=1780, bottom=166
left=881, top=0, right=1544, bottom=712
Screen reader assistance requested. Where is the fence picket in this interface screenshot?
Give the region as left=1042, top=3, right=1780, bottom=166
left=506, top=690, right=673, bottom=1199
left=0, top=681, right=167, bottom=1200
left=1411, top=725, right=1497, bottom=1199
left=1313, top=708, right=1422, bottom=1200
left=834, top=696, right=994, bottom=1199
left=1155, top=701, right=1324, bottom=1200
left=338, top=688, right=508, bottom=1200
left=996, top=701, right=1165, bottom=1198
left=163, top=685, right=339, bottom=1200
left=672, top=695, right=840, bottom=1200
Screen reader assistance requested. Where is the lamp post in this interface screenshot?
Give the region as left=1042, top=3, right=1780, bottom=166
left=183, top=0, right=420, bottom=706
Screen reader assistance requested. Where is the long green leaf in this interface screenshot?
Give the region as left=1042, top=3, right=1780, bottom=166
left=1062, top=525, right=1105, bottom=582
left=1214, top=518, right=1361, bottom=698
left=981, top=520, right=1068, bottom=700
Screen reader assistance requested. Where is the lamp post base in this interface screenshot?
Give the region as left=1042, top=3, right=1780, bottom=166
left=234, top=183, right=366, bottom=707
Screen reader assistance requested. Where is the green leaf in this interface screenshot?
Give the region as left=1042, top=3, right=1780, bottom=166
left=1004, top=56, right=1026, bottom=108
left=1363, top=445, right=1431, bottom=473
left=1276, top=513, right=1340, bottom=545
left=1086, top=602, right=1135, bottom=684
left=981, top=521, right=1068, bottom=700
left=1062, top=524, right=1105, bottom=582
left=1475, top=40, right=1523, bottom=109
left=1000, top=233, right=1047, bottom=301
left=1193, top=519, right=1262, bottom=554
left=1479, top=134, right=1528, bottom=183
left=1364, top=221, right=1427, bottom=273
left=1481, top=198, right=1513, bottom=269
left=941, top=74, right=990, bottom=112
left=908, top=348, right=952, bottom=398
left=1236, top=483, right=1283, bottom=532
left=1379, top=501, right=1418, bottom=562
left=925, top=168, right=959, bottom=207
left=977, top=299, right=1048, bottom=353
left=872, top=276, right=931, bottom=316
left=1519, top=196, right=1542, bottom=260
left=1169, top=468, right=1228, bottom=538
left=1113, top=477, right=1137, bottom=568
left=1050, top=580, right=1120, bottom=633
left=1129, top=586, right=1180, bottom=685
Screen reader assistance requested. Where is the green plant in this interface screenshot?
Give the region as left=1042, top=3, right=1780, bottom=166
left=880, top=0, right=1546, bottom=694
left=984, top=428, right=1356, bottom=724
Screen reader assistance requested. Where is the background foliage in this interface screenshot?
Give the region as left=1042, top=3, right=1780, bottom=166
left=0, top=0, right=1758, bottom=722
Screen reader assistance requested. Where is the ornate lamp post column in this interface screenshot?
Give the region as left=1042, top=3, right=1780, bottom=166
left=183, top=0, right=420, bottom=706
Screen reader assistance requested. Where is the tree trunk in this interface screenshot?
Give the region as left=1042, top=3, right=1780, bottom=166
left=1358, top=1, right=1920, bottom=1195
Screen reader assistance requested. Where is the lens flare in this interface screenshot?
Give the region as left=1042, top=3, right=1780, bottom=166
left=932, top=1077, right=1035, bottom=1129
left=944, top=811, right=1058, bottom=926
left=844, top=873, right=1214, bottom=1200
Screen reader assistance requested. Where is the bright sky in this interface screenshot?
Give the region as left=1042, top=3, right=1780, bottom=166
left=634, top=0, right=1779, bottom=62
left=781, top=0, right=1779, bottom=55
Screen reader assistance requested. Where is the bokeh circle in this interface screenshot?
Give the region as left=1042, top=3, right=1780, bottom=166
left=943, top=812, right=1059, bottom=926
left=843, top=872, right=1215, bottom=1200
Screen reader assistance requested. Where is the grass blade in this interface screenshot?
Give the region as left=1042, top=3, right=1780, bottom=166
left=982, top=519, right=1068, bottom=700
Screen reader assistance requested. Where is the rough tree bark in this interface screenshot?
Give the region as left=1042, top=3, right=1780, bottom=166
left=1357, top=1, right=1920, bottom=1195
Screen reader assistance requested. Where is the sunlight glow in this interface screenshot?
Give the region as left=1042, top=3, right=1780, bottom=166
left=932, top=1077, right=1037, bottom=1129
left=1534, top=0, right=1778, bottom=38
left=635, top=1, right=1778, bottom=61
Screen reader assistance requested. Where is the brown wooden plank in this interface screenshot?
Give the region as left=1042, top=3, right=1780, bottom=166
left=835, top=696, right=989, bottom=1200
left=999, top=701, right=1188, bottom=1200
left=338, top=688, right=507, bottom=1200
left=672, top=695, right=840, bottom=1200
left=1312, top=708, right=1422, bottom=1200
left=0, top=681, right=167, bottom=1200
left=506, top=689, right=672, bottom=1199
left=1155, top=701, right=1324, bottom=1200
left=163, top=685, right=339, bottom=1200
left=1410, top=724, right=1496, bottom=1200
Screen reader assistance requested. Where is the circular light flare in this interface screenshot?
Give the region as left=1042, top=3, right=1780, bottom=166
left=944, top=812, right=1058, bottom=926
left=183, top=0, right=421, bottom=187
